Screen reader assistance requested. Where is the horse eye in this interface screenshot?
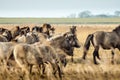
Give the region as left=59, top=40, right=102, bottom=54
left=73, top=36, right=76, bottom=39
left=66, top=38, right=69, bottom=41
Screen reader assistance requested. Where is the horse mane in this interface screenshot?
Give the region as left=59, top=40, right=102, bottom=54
left=112, top=25, right=120, bottom=32
left=48, top=31, right=73, bottom=41
left=47, top=33, right=64, bottom=41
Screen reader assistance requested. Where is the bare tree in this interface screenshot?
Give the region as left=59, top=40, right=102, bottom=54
left=67, top=13, right=76, bottom=18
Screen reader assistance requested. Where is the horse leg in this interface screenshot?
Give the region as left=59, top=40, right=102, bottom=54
left=52, top=66, right=57, bottom=78
left=71, top=55, right=74, bottom=62
left=93, top=48, right=99, bottom=64
left=111, top=51, right=114, bottom=64
left=42, top=63, right=46, bottom=74
left=3, top=59, right=8, bottom=71
left=57, top=64, right=62, bottom=80
left=38, top=63, right=45, bottom=75
left=52, top=63, right=62, bottom=80
left=96, top=50, right=101, bottom=60
left=50, top=62, right=58, bottom=78
left=15, top=58, right=30, bottom=80
left=110, top=47, right=116, bottom=64
left=37, top=64, right=42, bottom=76
left=82, top=51, right=87, bottom=60
left=29, top=64, right=33, bottom=74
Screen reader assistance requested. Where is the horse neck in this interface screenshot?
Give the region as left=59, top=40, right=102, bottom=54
left=117, top=32, right=120, bottom=37
left=17, top=35, right=26, bottom=43
left=113, top=31, right=120, bottom=38
left=49, top=35, right=65, bottom=48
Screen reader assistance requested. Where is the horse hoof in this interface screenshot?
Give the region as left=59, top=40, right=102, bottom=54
left=111, top=61, right=114, bottom=64
left=94, top=62, right=99, bottom=65
left=82, top=57, right=86, bottom=60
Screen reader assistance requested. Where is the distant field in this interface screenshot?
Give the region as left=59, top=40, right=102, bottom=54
left=0, top=18, right=120, bottom=24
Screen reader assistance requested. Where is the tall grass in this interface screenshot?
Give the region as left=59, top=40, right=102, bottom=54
left=0, top=24, right=120, bottom=80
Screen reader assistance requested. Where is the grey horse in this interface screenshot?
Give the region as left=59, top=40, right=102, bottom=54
left=82, top=25, right=120, bottom=64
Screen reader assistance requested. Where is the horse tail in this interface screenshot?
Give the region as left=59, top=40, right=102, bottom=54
left=82, top=34, right=93, bottom=59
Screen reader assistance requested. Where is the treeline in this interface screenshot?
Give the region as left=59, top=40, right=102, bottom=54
left=67, top=11, right=120, bottom=18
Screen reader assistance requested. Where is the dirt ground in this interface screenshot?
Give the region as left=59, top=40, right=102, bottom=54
left=0, top=24, right=120, bottom=80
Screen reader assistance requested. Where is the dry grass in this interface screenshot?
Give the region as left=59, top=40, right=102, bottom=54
left=0, top=24, right=120, bottom=80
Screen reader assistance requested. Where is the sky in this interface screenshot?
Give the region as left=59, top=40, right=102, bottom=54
left=0, top=0, right=120, bottom=17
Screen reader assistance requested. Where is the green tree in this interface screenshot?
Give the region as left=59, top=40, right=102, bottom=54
left=78, top=11, right=92, bottom=18
left=114, top=11, right=120, bottom=17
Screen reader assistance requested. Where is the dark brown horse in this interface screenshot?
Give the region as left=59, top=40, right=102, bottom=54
left=43, top=23, right=52, bottom=30
left=48, top=27, right=80, bottom=62
left=0, top=28, right=7, bottom=34
left=0, top=29, right=12, bottom=42
left=82, top=25, right=120, bottom=64
left=32, top=24, right=55, bottom=38
left=0, top=28, right=12, bottom=41
left=20, top=26, right=30, bottom=34
left=2, top=29, right=12, bottom=41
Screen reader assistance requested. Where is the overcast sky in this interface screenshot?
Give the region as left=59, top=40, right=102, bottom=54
left=0, top=0, right=119, bottom=17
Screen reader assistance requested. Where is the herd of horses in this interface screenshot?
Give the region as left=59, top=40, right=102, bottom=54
left=0, top=23, right=80, bottom=80
left=0, top=23, right=119, bottom=80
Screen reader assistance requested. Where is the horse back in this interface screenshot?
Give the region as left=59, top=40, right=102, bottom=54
left=93, top=31, right=120, bottom=49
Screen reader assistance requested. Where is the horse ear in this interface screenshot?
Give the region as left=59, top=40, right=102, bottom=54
left=74, top=26, right=76, bottom=29
left=70, top=26, right=73, bottom=30
left=73, top=26, right=77, bottom=31
left=63, top=33, right=67, bottom=37
left=12, top=39, right=18, bottom=42
left=20, top=31, right=25, bottom=35
left=52, top=27, right=55, bottom=30
left=16, top=26, right=20, bottom=30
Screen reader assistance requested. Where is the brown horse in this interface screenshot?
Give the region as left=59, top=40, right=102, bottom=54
left=42, top=23, right=55, bottom=38
left=2, top=29, right=12, bottom=41
left=0, top=29, right=12, bottom=42
left=82, top=25, right=120, bottom=64
left=32, top=24, right=55, bottom=38
left=13, top=42, right=63, bottom=80
left=0, top=35, right=8, bottom=42
left=48, top=26, right=80, bottom=61
left=35, top=43, right=65, bottom=79
left=14, top=31, right=39, bottom=44
left=11, top=26, right=21, bottom=39
left=25, top=30, right=79, bottom=78
left=20, top=26, right=30, bottom=35
left=13, top=43, right=43, bottom=80
left=0, top=41, right=17, bottom=72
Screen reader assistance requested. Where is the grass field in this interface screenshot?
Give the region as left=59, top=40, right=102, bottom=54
left=0, top=18, right=120, bottom=24
left=0, top=24, right=120, bottom=80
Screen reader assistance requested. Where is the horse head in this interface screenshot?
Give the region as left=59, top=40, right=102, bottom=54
left=2, top=29, right=12, bottom=41
left=50, top=27, right=55, bottom=36
left=113, top=25, right=120, bottom=36
left=61, top=32, right=80, bottom=56
left=70, top=26, right=77, bottom=34
left=0, top=28, right=6, bottom=34
left=64, top=32, right=80, bottom=48
left=32, top=26, right=40, bottom=33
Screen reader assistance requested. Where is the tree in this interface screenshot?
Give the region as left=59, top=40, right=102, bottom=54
left=67, top=13, right=76, bottom=18
left=114, top=11, right=120, bottom=17
left=96, top=14, right=109, bottom=18
left=78, top=11, right=92, bottom=18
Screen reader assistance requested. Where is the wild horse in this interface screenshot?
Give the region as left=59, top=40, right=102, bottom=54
left=82, top=25, right=120, bottom=64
